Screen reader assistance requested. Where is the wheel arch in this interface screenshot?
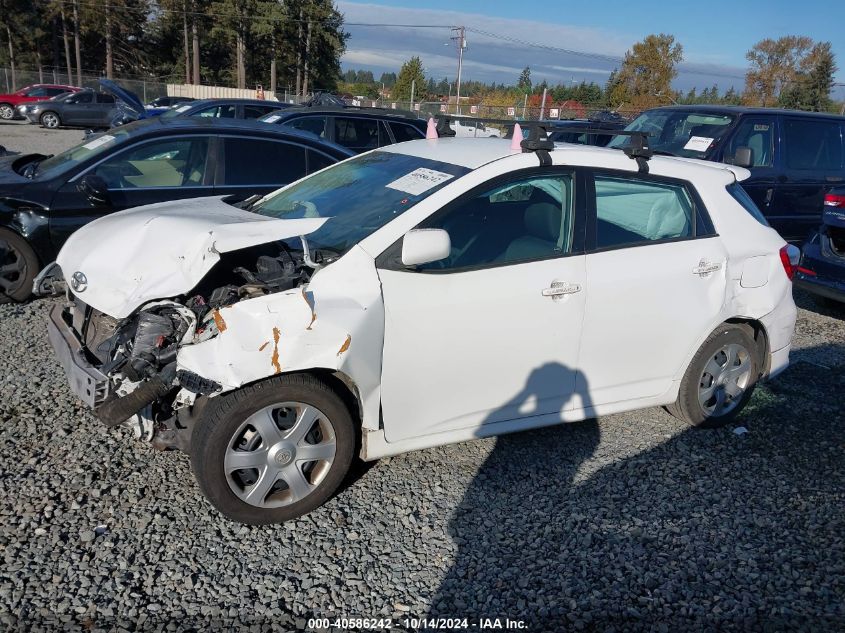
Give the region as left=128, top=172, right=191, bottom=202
left=725, top=316, right=770, bottom=376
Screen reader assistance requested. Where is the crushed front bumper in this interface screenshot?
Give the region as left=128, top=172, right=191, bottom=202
left=47, top=304, right=110, bottom=408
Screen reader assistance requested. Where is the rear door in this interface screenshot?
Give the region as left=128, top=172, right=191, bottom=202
left=577, top=170, right=728, bottom=408
left=49, top=135, right=214, bottom=247
left=774, top=116, right=845, bottom=240
left=214, top=135, right=333, bottom=200
left=94, top=93, right=117, bottom=126
left=63, top=92, right=94, bottom=123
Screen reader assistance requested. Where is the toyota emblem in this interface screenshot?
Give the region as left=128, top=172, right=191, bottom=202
left=70, top=271, right=88, bottom=293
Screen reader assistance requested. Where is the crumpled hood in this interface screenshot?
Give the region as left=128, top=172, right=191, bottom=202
left=57, top=196, right=326, bottom=318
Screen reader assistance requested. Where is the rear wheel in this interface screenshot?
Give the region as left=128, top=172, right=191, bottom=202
left=191, top=374, right=355, bottom=524
left=667, top=324, right=760, bottom=427
left=0, top=229, right=39, bottom=303
left=40, top=111, right=60, bottom=129
left=0, top=104, right=13, bottom=120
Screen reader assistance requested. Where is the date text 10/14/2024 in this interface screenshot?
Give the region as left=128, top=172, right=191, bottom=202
left=307, top=617, right=529, bottom=630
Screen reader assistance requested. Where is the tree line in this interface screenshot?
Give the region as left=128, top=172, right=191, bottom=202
left=344, top=34, right=840, bottom=114
left=0, top=0, right=347, bottom=94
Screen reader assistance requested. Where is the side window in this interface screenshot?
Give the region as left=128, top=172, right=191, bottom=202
left=784, top=118, right=843, bottom=171
left=388, top=122, right=424, bottom=143
left=725, top=118, right=775, bottom=167
left=73, top=93, right=93, bottom=104
left=334, top=117, right=380, bottom=152
left=25, top=87, right=50, bottom=97
left=288, top=116, right=327, bottom=137
left=307, top=150, right=335, bottom=173
left=46, top=88, right=68, bottom=97
left=594, top=175, right=694, bottom=249
left=196, top=105, right=236, bottom=118
left=97, top=93, right=115, bottom=104
left=94, top=137, right=209, bottom=189
left=418, top=174, right=575, bottom=270
left=222, top=137, right=306, bottom=186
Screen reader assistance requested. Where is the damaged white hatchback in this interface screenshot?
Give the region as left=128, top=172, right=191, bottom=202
left=46, top=132, right=797, bottom=524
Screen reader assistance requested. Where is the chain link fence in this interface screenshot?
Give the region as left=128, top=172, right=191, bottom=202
left=2, top=66, right=173, bottom=102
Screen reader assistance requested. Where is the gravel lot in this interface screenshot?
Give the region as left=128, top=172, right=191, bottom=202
left=0, top=120, right=88, bottom=156
left=0, top=123, right=844, bottom=630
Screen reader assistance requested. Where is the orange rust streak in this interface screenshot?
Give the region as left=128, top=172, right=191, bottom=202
left=258, top=341, right=270, bottom=352
left=337, top=334, right=351, bottom=356
left=212, top=310, right=227, bottom=333
left=270, top=327, right=282, bottom=374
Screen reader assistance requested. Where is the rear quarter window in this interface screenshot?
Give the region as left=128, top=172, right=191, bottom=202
left=727, top=182, right=770, bottom=226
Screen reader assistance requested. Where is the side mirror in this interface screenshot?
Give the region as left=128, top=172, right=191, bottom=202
left=401, top=229, right=451, bottom=267
left=733, top=146, right=753, bottom=168
left=77, top=174, right=110, bottom=206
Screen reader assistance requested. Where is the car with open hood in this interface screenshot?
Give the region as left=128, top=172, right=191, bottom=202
left=44, top=129, right=797, bottom=524
left=794, top=187, right=845, bottom=306
left=0, top=117, right=352, bottom=302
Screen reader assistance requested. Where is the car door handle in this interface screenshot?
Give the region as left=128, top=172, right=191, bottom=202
left=542, top=281, right=582, bottom=300
left=693, top=259, right=722, bottom=277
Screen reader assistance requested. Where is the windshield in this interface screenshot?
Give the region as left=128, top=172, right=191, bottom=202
left=252, top=151, right=470, bottom=256
left=34, top=129, right=132, bottom=179
left=607, top=110, right=735, bottom=158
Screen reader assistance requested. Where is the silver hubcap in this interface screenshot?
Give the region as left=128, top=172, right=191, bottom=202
left=0, top=105, right=12, bottom=119
left=698, top=342, right=752, bottom=416
left=225, top=402, right=336, bottom=508
left=0, top=238, right=26, bottom=295
left=42, top=114, right=58, bottom=128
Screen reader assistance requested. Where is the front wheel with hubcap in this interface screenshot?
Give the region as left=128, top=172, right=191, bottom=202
left=667, top=324, right=760, bottom=427
left=0, top=104, right=14, bottom=120
left=0, top=229, right=39, bottom=303
left=191, top=374, right=355, bottom=524
left=40, top=111, right=60, bottom=128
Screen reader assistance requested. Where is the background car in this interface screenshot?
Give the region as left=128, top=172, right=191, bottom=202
left=449, top=115, right=503, bottom=137
left=0, top=117, right=353, bottom=302
left=147, top=96, right=195, bottom=108
left=0, top=84, right=80, bottom=120
left=23, top=89, right=118, bottom=129
left=259, top=106, right=426, bottom=152
left=160, top=98, right=290, bottom=121
left=608, top=105, right=845, bottom=241
left=794, top=187, right=845, bottom=306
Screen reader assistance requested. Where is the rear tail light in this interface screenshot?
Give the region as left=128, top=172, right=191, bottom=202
left=824, top=193, right=845, bottom=207
left=779, top=244, right=800, bottom=280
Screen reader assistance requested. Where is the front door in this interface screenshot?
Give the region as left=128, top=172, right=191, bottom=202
left=378, top=170, right=588, bottom=443
left=577, top=171, right=729, bottom=407
left=49, top=135, right=214, bottom=249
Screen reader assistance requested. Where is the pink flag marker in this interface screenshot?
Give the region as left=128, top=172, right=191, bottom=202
left=510, top=122, right=523, bottom=150
left=426, top=117, right=438, bottom=139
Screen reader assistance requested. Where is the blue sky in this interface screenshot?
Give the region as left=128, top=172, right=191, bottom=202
left=336, top=0, right=845, bottom=98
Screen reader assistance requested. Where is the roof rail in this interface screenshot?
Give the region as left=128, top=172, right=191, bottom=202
left=434, top=115, right=652, bottom=171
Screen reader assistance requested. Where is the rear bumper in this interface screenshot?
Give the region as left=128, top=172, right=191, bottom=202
left=794, top=276, right=845, bottom=304
left=47, top=304, right=110, bottom=408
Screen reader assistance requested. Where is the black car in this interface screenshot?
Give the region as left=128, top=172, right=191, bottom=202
left=160, top=98, right=291, bottom=121
left=794, top=187, right=845, bottom=306
left=146, top=96, right=195, bottom=108
left=608, top=105, right=845, bottom=241
left=258, top=107, right=427, bottom=153
left=0, top=117, right=353, bottom=302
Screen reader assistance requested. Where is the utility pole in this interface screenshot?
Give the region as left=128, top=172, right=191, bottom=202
left=410, top=79, right=415, bottom=111
left=451, top=26, right=466, bottom=115
left=539, top=87, right=547, bottom=120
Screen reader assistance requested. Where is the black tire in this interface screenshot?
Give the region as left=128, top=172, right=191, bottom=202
left=191, top=373, right=355, bottom=525
left=39, top=111, right=61, bottom=129
left=0, top=228, right=39, bottom=304
left=667, top=324, right=760, bottom=428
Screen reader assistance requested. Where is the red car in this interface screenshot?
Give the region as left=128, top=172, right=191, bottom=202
left=0, top=84, right=81, bottom=120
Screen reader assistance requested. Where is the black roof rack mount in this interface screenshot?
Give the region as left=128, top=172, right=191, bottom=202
left=433, top=115, right=652, bottom=171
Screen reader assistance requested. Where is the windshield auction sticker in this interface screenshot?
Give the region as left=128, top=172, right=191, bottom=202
left=386, top=168, right=454, bottom=196
left=683, top=136, right=714, bottom=152
left=81, top=135, right=116, bottom=151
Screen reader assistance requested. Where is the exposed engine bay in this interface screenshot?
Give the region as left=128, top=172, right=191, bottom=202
left=70, top=240, right=318, bottom=450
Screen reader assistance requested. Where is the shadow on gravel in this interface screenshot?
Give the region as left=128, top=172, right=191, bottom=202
left=429, top=347, right=845, bottom=632
left=794, top=288, right=845, bottom=321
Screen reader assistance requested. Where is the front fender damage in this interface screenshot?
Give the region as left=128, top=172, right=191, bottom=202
left=175, top=246, right=384, bottom=433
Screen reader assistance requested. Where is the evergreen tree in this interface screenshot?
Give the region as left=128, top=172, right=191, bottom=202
left=393, top=56, right=426, bottom=101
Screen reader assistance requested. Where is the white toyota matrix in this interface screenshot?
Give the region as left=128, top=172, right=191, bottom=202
left=46, top=129, right=798, bottom=524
